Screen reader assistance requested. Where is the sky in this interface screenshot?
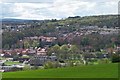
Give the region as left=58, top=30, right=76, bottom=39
left=0, top=0, right=119, bottom=20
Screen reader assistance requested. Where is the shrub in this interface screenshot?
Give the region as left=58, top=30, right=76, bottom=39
left=44, top=61, right=55, bottom=69
left=31, top=66, right=39, bottom=70
left=53, top=61, right=61, bottom=68
left=23, top=65, right=31, bottom=71
left=66, top=61, right=74, bottom=67
left=111, top=54, right=120, bottom=63
left=98, top=58, right=110, bottom=64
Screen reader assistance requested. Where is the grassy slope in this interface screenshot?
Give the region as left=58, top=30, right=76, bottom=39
left=2, top=63, right=118, bottom=78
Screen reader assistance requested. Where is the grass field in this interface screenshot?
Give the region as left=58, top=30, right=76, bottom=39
left=2, top=63, right=118, bottom=78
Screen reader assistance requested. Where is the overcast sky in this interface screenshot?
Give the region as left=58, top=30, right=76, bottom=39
left=0, top=0, right=119, bottom=20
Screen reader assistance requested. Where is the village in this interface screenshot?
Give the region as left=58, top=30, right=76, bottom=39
left=0, top=0, right=120, bottom=79
left=0, top=23, right=120, bottom=72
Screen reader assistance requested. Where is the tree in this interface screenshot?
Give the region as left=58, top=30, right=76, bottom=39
left=69, top=45, right=79, bottom=54
left=23, top=40, right=30, bottom=49
left=60, top=44, right=69, bottom=59
left=47, top=44, right=60, bottom=56
left=52, top=44, right=60, bottom=56
left=81, top=37, right=89, bottom=46
left=3, top=44, right=10, bottom=50
left=111, top=53, right=120, bottom=63
left=32, top=40, right=39, bottom=48
left=69, top=45, right=80, bottom=60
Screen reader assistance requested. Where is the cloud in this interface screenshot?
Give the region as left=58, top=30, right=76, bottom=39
left=48, top=0, right=96, bottom=17
left=1, top=0, right=54, bottom=3
left=1, top=0, right=119, bottom=20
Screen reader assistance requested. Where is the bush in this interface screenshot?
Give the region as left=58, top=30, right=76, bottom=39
left=98, top=58, right=110, bottom=64
left=53, top=61, right=61, bottom=68
left=66, top=61, right=74, bottom=67
left=44, top=61, right=54, bottom=69
left=23, top=65, right=31, bottom=70
left=74, top=61, right=82, bottom=66
left=31, top=66, right=39, bottom=70
left=111, top=54, right=120, bottom=63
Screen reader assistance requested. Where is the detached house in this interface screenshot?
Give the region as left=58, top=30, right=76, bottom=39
left=27, top=47, right=36, bottom=56
left=37, top=48, right=47, bottom=55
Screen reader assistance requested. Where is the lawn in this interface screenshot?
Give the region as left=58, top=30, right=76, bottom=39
left=2, top=63, right=118, bottom=78
left=5, top=61, right=21, bottom=65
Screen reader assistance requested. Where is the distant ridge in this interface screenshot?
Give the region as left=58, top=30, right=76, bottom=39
left=0, top=18, right=43, bottom=24
left=1, top=18, right=40, bottom=21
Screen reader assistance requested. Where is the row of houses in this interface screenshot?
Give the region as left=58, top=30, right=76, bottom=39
left=2, top=24, right=31, bottom=32
left=1, top=47, right=47, bottom=57
left=24, top=36, right=57, bottom=42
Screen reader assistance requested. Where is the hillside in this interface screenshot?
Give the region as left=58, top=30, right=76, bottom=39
left=2, top=15, right=118, bottom=27
left=2, top=15, right=119, bottom=49
left=57, top=15, right=118, bottom=28
left=2, top=63, right=118, bottom=78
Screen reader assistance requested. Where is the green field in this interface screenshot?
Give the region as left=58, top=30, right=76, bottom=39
left=2, top=63, right=118, bottom=78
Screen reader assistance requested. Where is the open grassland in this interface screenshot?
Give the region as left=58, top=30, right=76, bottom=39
left=2, top=63, right=118, bottom=78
